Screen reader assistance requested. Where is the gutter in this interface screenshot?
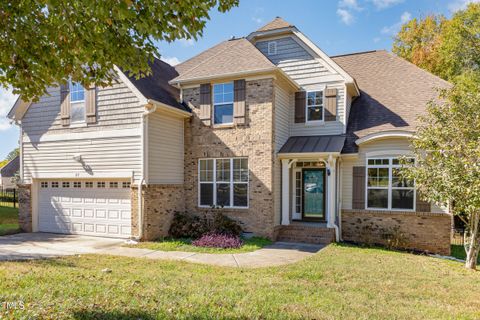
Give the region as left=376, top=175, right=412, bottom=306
left=135, top=103, right=157, bottom=240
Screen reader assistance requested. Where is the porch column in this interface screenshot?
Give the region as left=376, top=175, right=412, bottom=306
left=281, top=159, right=290, bottom=225
left=326, top=155, right=337, bottom=228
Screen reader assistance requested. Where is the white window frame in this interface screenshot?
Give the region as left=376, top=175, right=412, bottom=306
left=267, top=41, right=277, bottom=55
left=305, top=90, right=325, bottom=124
left=212, top=82, right=234, bottom=125
left=365, top=157, right=416, bottom=212
left=198, top=157, right=249, bottom=209
left=69, top=80, right=86, bottom=124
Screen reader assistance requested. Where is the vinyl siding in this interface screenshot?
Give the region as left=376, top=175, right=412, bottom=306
left=256, top=36, right=346, bottom=136
left=21, top=75, right=144, bottom=184
left=273, top=84, right=291, bottom=225
left=21, top=77, right=143, bottom=138
left=22, top=136, right=142, bottom=184
left=340, top=137, right=447, bottom=213
left=147, top=112, right=184, bottom=184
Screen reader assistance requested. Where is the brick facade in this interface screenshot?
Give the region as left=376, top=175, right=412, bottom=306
left=182, top=78, right=276, bottom=239
left=341, top=209, right=452, bottom=255
left=18, top=184, right=32, bottom=232
left=131, top=184, right=185, bottom=241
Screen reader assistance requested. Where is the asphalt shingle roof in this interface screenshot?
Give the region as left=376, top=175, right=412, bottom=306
left=124, top=58, right=189, bottom=112
left=332, top=50, right=450, bottom=153
left=256, top=17, right=293, bottom=32
left=0, top=156, right=19, bottom=177
left=171, top=38, right=276, bottom=83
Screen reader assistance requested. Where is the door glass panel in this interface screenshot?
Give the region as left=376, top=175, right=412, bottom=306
left=303, top=170, right=325, bottom=219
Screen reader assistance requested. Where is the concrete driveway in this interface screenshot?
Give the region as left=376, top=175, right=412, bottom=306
left=0, top=233, right=124, bottom=261
left=0, top=233, right=325, bottom=267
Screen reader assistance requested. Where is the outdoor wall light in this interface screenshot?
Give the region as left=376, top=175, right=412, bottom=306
left=327, top=168, right=331, bottom=176
left=72, top=154, right=82, bottom=162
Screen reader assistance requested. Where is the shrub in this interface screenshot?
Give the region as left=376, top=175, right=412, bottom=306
left=192, top=233, right=244, bottom=249
left=209, top=211, right=242, bottom=236
left=169, top=212, right=208, bottom=239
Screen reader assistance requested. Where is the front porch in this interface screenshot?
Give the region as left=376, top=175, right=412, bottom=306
left=278, top=135, right=345, bottom=243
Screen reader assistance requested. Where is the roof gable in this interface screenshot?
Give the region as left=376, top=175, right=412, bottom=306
left=171, top=38, right=276, bottom=84
left=0, top=156, right=19, bottom=177
left=256, top=17, right=293, bottom=32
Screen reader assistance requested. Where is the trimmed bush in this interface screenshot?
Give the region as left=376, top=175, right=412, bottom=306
left=210, top=211, right=242, bottom=236
left=192, top=233, right=243, bottom=249
left=168, top=212, right=208, bottom=239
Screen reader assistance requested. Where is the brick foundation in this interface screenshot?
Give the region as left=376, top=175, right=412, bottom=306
left=131, top=184, right=185, bottom=241
left=341, top=209, right=452, bottom=255
left=18, top=184, right=32, bottom=232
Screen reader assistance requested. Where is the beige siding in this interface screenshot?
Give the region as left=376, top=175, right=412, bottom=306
left=290, top=82, right=345, bottom=136
left=21, top=77, right=143, bottom=138
left=147, top=112, right=184, bottom=184
left=23, top=136, right=142, bottom=184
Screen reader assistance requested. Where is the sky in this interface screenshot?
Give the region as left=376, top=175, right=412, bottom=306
left=0, top=0, right=477, bottom=160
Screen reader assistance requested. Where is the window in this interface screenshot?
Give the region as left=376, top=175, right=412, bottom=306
left=267, top=41, right=277, bottom=55
left=109, top=182, right=118, bottom=188
left=41, top=182, right=48, bottom=188
left=213, top=82, right=234, bottom=125
left=69, top=81, right=85, bottom=123
left=97, top=182, right=105, bottom=188
left=199, top=158, right=248, bottom=208
left=51, top=182, right=59, bottom=188
left=367, top=157, right=415, bottom=210
left=85, top=182, right=93, bottom=188
left=62, top=182, right=70, bottom=188
left=306, top=91, right=324, bottom=122
left=73, top=182, right=82, bottom=188
left=122, top=182, right=131, bottom=189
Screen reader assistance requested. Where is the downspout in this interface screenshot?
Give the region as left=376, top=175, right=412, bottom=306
left=136, top=103, right=157, bottom=240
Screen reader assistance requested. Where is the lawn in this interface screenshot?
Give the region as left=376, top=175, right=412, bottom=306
left=0, top=206, right=20, bottom=236
left=0, top=244, right=479, bottom=319
left=451, top=244, right=480, bottom=263
left=128, top=237, right=272, bottom=254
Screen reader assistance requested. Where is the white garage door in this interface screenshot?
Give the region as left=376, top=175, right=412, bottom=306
left=38, top=180, right=132, bottom=238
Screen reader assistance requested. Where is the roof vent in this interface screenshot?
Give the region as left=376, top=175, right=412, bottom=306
left=267, top=41, right=277, bottom=55
left=230, top=35, right=236, bottom=40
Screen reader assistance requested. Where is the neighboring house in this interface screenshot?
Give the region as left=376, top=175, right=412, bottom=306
left=0, top=156, right=20, bottom=190
left=7, top=17, right=452, bottom=254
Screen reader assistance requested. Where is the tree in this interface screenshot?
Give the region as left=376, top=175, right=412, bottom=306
left=401, top=76, right=480, bottom=270
left=5, top=148, right=19, bottom=162
left=393, top=3, right=480, bottom=82
left=0, top=0, right=238, bottom=100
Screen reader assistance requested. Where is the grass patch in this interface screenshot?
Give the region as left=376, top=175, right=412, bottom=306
left=0, top=206, right=20, bottom=236
left=128, top=236, right=272, bottom=253
left=0, top=243, right=479, bottom=319
left=451, top=244, right=480, bottom=263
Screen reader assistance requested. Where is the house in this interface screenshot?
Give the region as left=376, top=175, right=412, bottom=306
left=7, top=17, right=452, bottom=255
left=0, top=155, right=20, bottom=190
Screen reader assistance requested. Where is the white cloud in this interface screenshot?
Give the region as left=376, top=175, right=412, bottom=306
left=252, top=17, right=263, bottom=24
left=161, top=56, right=181, bottom=66
left=0, top=87, right=17, bottom=131
left=337, top=8, right=355, bottom=25
left=251, top=7, right=264, bottom=24
left=373, top=37, right=381, bottom=43
left=448, top=0, right=480, bottom=12
left=337, top=0, right=362, bottom=25
left=339, top=0, right=363, bottom=11
left=381, top=11, right=412, bottom=35
left=179, top=38, right=194, bottom=47
left=371, top=0, right=404, bottom=10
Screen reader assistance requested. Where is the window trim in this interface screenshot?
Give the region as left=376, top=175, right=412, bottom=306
left=365, top=157, right=416, bottom=212
left=212, top=82, right=234, bottom=125
left=198, top=157, right=249, bottom=209
left=305, top=90, right=325, bottom=124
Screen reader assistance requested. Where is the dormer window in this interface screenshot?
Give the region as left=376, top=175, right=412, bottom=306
left=69, top=81, right=85, bottom=123
left=267, top=41, right=277, bottom=55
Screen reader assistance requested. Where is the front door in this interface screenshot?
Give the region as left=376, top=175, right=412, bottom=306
left=302, top=168, right=326, bottom=221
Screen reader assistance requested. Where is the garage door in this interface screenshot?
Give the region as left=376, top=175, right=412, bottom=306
left=38, top=180, right=132, bottom=238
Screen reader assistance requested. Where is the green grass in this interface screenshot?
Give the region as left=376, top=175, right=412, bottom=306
left=0, top=244, right=479, bottom=319
left=451, top=244, right=480, bottom=263
left=128, top=236, right=272, bottom=253
left=0, top=206, right=20, bottom=236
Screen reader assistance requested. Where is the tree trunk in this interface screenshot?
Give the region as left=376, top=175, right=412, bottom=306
left=465, top=212, right=480, bottom=270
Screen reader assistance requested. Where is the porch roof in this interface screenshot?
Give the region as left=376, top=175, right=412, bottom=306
left=278, top=135, right=346, bottom=155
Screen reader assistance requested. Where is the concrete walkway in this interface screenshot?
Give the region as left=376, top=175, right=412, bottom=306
left=0, top=233, right=324, bottom=268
